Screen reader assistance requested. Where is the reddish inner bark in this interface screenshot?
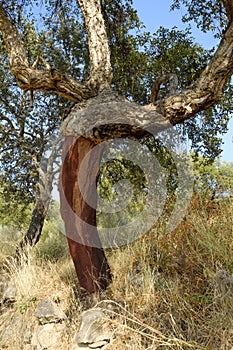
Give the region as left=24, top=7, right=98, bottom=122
left=59, top=136, right=111, bottom=293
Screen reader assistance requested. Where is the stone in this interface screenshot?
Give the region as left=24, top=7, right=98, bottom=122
left=0, top=274, right=9, bottom=297
left=35, top=299, right=66, bottom=324
left=214, top=269, right=233, bottom=297
left=76, top=308, right=111, bottom=346
left=89, top=340, right=109, bottom=348
left=2, top=279, right=17, bottom=303
left=0, top=315, right=22, bottom=344
left=31, top=323, right=66, bottom=350
left=71, top=341, right=109, bottom=349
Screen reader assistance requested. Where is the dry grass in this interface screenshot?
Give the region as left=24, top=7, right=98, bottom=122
left=0, top=196, right=233, bottom=349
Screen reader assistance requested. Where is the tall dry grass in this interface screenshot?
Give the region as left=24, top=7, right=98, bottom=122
left=0, top=195, right=233, bottom=349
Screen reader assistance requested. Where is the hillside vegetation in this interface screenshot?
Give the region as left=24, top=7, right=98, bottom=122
left=0, top=161, right=233, bottom=349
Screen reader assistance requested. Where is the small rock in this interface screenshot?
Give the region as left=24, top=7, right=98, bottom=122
left=35, top=299, right=66, bottom=324
left=71, top=345, right=89, bottom=350
left=214, top=269, right=233, bottom=297
left=89, top=340, right=109, bottom=348
left=71, top=342, right=109, bottom=350
left=2, top=279, right=17, bottom=303
left=31, top=323, right=66, bottom=350
left=0, top=315, right=22, bottom=344
left=0, top=274, right=9, bottom=296
left=76, top=308, right=111, bottom=346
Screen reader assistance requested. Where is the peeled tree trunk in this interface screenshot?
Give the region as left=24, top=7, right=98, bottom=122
left=0, top=0, right=233, bottom=294
left=59, top=136, right=111, bottom=292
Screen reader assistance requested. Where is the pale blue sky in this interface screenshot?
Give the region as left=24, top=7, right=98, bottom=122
left=133, top=0, right=233, bottom=162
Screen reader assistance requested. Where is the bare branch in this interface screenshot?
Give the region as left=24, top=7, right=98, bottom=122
left=31, top=56, right=40, bottom=69
left=0, top=115, right=15, bottom=129
left=151, top=74, right=178, bottom=103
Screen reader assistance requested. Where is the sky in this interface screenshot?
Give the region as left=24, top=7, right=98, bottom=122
left=132, top=0, right=233, bottom=163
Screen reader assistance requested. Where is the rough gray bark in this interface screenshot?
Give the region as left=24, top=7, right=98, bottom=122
left=15, top=142, right=58, bottom=255
left=77, top=0, right=112, bottom=89
left=16, top=190, right=47, bottom=251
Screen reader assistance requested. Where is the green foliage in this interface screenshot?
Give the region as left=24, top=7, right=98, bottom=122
left=0, top=179, right=32, bottom=227
left=192, top=157, right=233, bottom=199
left=36, top=201, right=68, bottom=261
left=171, top=0, right=227, bottom=34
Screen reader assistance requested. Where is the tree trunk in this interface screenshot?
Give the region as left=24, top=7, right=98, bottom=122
left=15, top=189, right=48, bottom=258
left=59, top=136, right=112, bottom=294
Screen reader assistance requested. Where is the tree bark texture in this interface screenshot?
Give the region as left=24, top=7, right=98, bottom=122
left=59, top=136, right=111, bottom=293
left=16, top=193, right=47, bottom=255
left=15, top=142, right=58, bottom=257
left=77, top=0, right=112, bottom=89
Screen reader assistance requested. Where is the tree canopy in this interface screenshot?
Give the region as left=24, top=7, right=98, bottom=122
left=0, top=0, right=233, bottom=223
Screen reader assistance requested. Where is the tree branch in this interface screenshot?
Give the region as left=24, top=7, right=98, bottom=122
left=0, top=114, right=15, bottom=129
left=0, top=3, right=101, bottom=102
left=0, top=3, right=29, bottom=67
left=146, top=19, right=233, bottom=125
left=221, top=0, right=233, bottom=22
left=77, top=0, right=112, bottom=89
left=151, top=74, right=178, bottom=103
left=0, top=1, right=233, bottom=130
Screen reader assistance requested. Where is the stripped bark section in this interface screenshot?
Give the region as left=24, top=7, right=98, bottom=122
left=59, top=136, right=111, bottom=293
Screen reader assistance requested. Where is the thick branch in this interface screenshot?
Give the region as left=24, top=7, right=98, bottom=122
left=62, top=17, right=233, bottom=139
left=77, top=0, right=112, bottom=89
left=0, top=4, right=98, bottom=102
left=147, top=20, right=233, bottom=125
left=221, top=0, right=233, bottom=21
left=1, top=1, right=233, bottom=129
left=10, top=65, right=93, bottom=102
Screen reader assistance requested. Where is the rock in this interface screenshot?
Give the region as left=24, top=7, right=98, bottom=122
left=2, top=279, right=17, bottom=303
left=31, top=323, right=66, bottom=350
left=71, top=340, right=109, bottom=349
left=71, top=345, right=89, bottom=350
left=35, top=299, right=66, bottom=324
left=89, top=340, right=109, bottom=348
left=214, top=269, right=233, bottom=297
left=0, top=313, right=34, bottom=348
left=0, top=315, right=22, bottom=344
left=0, top=274, right=9, bottom=296
left=76, top=308, right=111, bottom=347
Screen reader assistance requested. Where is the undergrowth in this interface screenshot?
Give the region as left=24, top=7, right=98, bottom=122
left=0, top=195, right=233, bottom=349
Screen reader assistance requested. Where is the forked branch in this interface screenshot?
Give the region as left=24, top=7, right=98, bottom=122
left=0, top=1, right=111, bottom=101
left=150, top=74, right=178, bottom=103
left=0, top=0, right=233, bottom=128
left=146, top=17, right=233, bottom=125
